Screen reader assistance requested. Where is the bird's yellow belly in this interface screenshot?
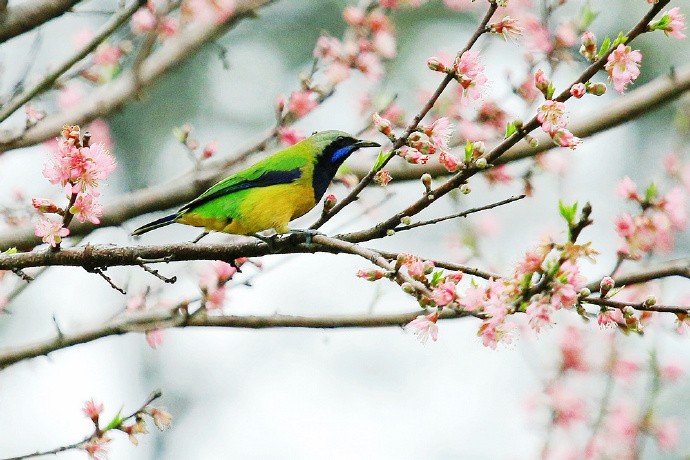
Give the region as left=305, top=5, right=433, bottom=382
left=178, top=183, right=316, bottom=235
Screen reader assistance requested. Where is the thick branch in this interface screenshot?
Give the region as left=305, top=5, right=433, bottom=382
left=0, top=308, right=470, bottom=370
left=586, top=258, right=690, bottom=292
left=0, top=0, right=276, bottom=153
left=0, top=0, right=83, bottom=44
left=348, top=64, right=690, bottom=180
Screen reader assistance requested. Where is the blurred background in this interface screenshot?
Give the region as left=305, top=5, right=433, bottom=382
left=1, top=0, right=690, bottom=458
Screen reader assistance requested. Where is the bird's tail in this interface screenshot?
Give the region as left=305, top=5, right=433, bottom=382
left=131, top=213, right=178, bottom=236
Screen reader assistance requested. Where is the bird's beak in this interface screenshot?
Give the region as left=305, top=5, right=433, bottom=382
left=355, top=139, right=381, bottom=148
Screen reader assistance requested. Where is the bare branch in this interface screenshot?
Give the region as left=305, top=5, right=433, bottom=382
left=0, top=0, right=277, bottom=153
left=586, top=259, right=690, bottom=292
left=0, top=307, right=470, bottom=370
left=0, top=0, right=143, bottom=123
left=0, top=0, right=85, bottom=44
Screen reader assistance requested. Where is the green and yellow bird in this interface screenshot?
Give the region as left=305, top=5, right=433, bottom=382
left=131, top=130, right=380, bottom=237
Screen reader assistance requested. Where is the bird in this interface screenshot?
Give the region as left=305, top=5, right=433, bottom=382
left=131, top=130, right=380, bottom=238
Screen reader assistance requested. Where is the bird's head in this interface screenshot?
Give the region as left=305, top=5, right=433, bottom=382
left=308, top=130, right=380, bottom=167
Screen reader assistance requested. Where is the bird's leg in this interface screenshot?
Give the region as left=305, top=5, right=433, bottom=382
left=192, top=231, right=210, bottom=244
left=287, top=229, right=325, bottom=246
left=252, top=233, right=281, bottom=252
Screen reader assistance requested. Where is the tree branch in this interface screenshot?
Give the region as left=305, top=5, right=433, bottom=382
left=0, top=0, right=144, bottom=124
left=0, top=0, right=277, bottom=153
left=0, top=308, right=470, bottom=370
left=0, top=0, right=84, bottom=44
left=348, top=64, right=690, bottom=180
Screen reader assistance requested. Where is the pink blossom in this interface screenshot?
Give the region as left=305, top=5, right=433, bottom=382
left=313, top=35, right=343, bottom=59
left=425, top=117, right=453, bottom=152
left=431, top=281, right=456, bottom=306
left=398, top=146, right=428, bottom=165
left=616, top=176, right=639, bottom=200
left=373, top=31, right=396, bottom=59
left=660, top=187, right=687, bottom=230
left=205, top=286, right=226, bottom=310
left=597, top=308, right=624, bottom=328
left=537, top=100, right=568, bottom=134
left=525, top=300, right=552, bottom=332
left=613, top=358, right=640, bottom=382
left=159, top=17, right=179, bottom=37
left=438, top=151, right=460, bottom=172
left=656, top=8, right=687, bottom=39
left=373, top=113, right=393, bottom=136
left=552, top=128, right=581, bottom=150
left=660, top=361, right=683, bottom=381
left=70, top=194, right=103, bottom=224
left=485, top=164, right=513, bottom=184
left=559, top=326, right=588, bottom=372
left=374, top=169, right=392, bottom=186
left=522, top=15, right=553, bottom=56
left=31, top=198, right=59, bottom=214
left=82, top=399, right=104, bottom=422
left=342, top=6, right=365, bottom=25
left=83, top=436, right=110, bottom=460
left=569, top=83, right=586, bottom=98
left=459, top=284, right=486, bottom=311
left=35, top=217, right=70, bottom=247
left=93, top=43, right=121, bottom=66
left=404, top=312, right=439, bottom=343
left=325, top=61, right=351, bottom=84
left=614, top=213, right=635, bottom=237
left=516, top=250, right=544, bottom=274
left=355, top=52, right=384, bottom=80
left=490, top=16, right=523, bottom=40
left=548, top=384, right=587, bottom=428
left=654, top=419, right=679, bottom=451
left=453, top=50, right=487, bottom=100
left=580, top=31, right=597, bottom=60
left=145, top=328, right=164, bottom=349
left=287, top=90, right=318, bottom=118
left=605, top=44, right=642, bottom=93
left=132, top=7, right=157, bottom=34
left=278, top=127, right=305, bottom=146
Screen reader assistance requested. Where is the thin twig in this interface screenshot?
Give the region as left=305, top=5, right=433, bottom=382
left=392, top=194, right=526, bottom=233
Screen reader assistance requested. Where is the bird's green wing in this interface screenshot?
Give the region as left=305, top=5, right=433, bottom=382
left=180, top=151, right=310, bottom=213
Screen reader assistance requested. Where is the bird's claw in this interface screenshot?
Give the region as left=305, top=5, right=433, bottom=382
left=287, top=229, right=325, bottom=246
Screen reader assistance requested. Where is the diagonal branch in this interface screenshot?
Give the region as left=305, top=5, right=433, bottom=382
left=0, top=0, right=277, bottom=153
left=337, top=0, right=672, bottom=244
left=348, top=64, right=690, bottom=180
left=0, top=0, right=144, bottom=123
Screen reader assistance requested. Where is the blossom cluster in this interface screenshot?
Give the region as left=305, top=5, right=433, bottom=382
left=534, top=70, right=582, bottom=149
left=81, top=397, right=172, bottom=459
left=34, top=125, right=116, bottom=247
left=613, top=176, right=687, bottom=260
left=199, top=259, right=245, bottom=310
left=528, top=327, right=684, bottom=459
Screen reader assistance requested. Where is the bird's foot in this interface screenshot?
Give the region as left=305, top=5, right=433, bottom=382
left=287, top=229, right=325, bottom=246
left=252, top=233, right=281, bottom=252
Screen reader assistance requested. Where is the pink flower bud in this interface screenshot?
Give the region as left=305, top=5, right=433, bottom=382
left=569, top=83, right=586, bottom=98
left=586, top=82, right=607, bottom=96
left=373, top=112, right=392, bottom=136
left=323, top=194, right=337, bottom=212
left=534, top=69, right=550, bottom=95
left=600, top=276, right=615, bottom=295
left=426, top=57, right=447, bottom=72
left=356, top=269, right=386, bottom=281
left=579, top=31, right=597, bottom=60
left=31, top=198, right=59, bottom=214
left=202, top=140, right=218, bottom=159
